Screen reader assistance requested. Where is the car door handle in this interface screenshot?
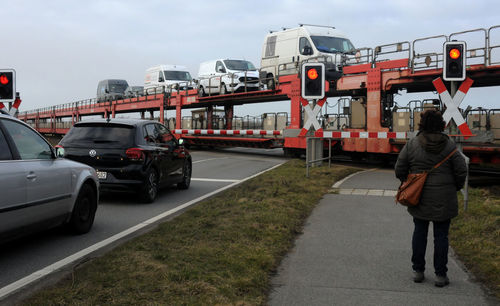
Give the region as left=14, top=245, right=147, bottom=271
left=26, top=173, right=37, bottom=180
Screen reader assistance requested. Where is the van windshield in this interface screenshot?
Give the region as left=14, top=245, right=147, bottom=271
left=164, top=71, right=192, bottom=81
left=223, top=60, right=256, bottom=71
left=109, top=83, right=128, bottom=93
left=310, top=36, right=355, bottom=54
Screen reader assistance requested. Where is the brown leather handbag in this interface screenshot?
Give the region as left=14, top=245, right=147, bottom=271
left=396, top=148, right=457, bottom=207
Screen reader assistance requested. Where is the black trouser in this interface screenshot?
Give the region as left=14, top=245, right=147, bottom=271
left=412, top=217, right=451, bottom=277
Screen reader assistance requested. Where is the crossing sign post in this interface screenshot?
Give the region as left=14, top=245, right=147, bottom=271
left=432, top=77, right=474, bottom=138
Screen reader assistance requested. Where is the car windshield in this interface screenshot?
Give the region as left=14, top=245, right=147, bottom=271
left=60, top=124, right=134, bottom=148
left=109, top=83, right=128, bottom=93
left=310, top=36, right=355, bottom=54
left=223, top=60, right=256, bottom=71
left=164, top=71, right=192, bottom=81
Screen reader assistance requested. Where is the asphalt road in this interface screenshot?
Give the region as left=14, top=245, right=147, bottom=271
left=0, top=148, right=286, bottom=297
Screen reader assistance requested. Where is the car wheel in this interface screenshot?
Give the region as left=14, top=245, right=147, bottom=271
left=141, top=169, right=158, bottom=203
left=220, top=83, right=227, bottom=95
left=267, top=74, right=275, bottom=90
left=177, top=160, right=192, bottom=190
left=69, top=184, right=97, bottom=234
left=198, top=86, right=205, bottom=97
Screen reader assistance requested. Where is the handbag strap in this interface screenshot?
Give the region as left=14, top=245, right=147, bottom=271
left=430, top=148, right=458, bottom=171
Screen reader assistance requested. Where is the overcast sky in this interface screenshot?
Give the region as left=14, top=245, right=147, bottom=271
left=2, top=0, right=499, bottom=117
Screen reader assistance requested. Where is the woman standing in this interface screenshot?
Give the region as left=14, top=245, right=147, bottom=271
left=395, top=109, right=467, bottom=287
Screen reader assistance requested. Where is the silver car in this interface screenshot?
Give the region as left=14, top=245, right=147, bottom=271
left=0, top=113, right=99, bottom=242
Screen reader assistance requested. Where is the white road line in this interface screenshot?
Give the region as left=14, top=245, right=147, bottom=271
left=191, top=178, right=241, bottom=183
left=0, top=161, right=285, bottom=301
left=336, top=188, right=397, bottom=197
left=192, top=157, right=228, bottom=164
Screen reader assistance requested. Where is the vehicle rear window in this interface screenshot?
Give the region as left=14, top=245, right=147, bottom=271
left=60, top=123, right=135, bottom=148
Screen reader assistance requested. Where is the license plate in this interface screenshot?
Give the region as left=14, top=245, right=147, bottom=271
left=97, top=171, right=107, bottom=180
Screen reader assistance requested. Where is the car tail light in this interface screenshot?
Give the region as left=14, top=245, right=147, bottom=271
left=126, top=148, right=145, bottom=161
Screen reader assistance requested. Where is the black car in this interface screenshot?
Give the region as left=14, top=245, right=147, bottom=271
left=58, top=119, right=191, bottom=203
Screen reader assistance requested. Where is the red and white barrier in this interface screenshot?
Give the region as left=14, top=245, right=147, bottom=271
left=9, top=98, right=21, bottom=117
left=174, top=129, right=282, bottom=136
left=173, top=129, right=406, bottom=139
left=314, top=131, right=407, bottom=139
left=0, top=98, right=21, bottom=117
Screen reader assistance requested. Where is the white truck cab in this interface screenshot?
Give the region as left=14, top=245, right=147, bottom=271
left=197, top=59, right=260, bottom=96
left=144, top=65, right=194, bottom=95
left=260, top=25, right=355, bottom=88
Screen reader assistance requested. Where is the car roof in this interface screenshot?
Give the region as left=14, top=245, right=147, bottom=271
left=0, top=113, right=28, bottom=124
left=74, top=118, right=159, bottom=127
left=147, top=65, right=189, bottom=72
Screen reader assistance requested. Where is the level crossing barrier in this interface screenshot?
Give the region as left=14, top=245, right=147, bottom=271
left=173, top=129, right=282, bottom=136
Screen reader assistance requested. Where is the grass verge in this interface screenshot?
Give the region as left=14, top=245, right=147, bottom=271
left=450, top=186, right=500, bottom=299
left=23, top=160, right=359, bottom=305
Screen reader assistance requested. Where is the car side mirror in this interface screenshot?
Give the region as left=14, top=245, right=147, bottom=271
left=302, top=45, right=313, bottom=55
left=55, top=146, right=65, bottom=158
left=105, top=89, right=109, bottom=93
left=159, top=77, right=164, bottom=82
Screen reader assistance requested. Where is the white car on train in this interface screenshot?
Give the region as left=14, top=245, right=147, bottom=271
left=197, top=59, right=260, bottom=96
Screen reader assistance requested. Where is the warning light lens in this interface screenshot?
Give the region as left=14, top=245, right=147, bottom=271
left=307, top=68, right=318, bottom=80
left=0, top=75, right=9, bottom=85
left=449, top=48, right=461, bottom=59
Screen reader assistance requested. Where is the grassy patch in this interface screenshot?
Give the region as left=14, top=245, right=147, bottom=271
left=24, top=160, right=359, bottom=305
left=450, top=186, right=500, bottom=298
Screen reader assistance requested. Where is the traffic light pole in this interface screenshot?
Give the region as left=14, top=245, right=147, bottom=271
left=450, top=81, right=469, bottom=211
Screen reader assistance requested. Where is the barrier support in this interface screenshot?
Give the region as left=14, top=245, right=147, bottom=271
left=306, top=137, right=332, bottom=178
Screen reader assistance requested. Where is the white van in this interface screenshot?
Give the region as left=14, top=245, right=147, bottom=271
left=197, top=59, right=260, bottom=96
left=144, top=65, right=194, bottom=95
left=96, top=79, right=129, bottom=102
left=260, top=25, right=355, bottom=88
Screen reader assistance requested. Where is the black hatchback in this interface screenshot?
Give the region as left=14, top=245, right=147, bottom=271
left=58, top=119, right=192, bottom=203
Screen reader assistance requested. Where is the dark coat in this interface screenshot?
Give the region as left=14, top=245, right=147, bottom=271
left=395, top=132, right=467, bottom=221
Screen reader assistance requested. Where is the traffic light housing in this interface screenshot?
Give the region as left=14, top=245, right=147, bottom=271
left=443, top=41, right=466, bottom=81
left=301, top=63, right=325, bottom=99
left=0, top=69, right=16, bottom=103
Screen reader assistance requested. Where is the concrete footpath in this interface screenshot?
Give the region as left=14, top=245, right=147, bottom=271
left=269, top=169, right=496, bottom=306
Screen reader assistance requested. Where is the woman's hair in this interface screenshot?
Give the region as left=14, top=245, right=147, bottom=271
left=418, top=109, right=445, bottom=132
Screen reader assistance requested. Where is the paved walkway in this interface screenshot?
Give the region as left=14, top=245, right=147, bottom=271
left=269, top=169, right=495, bottom=306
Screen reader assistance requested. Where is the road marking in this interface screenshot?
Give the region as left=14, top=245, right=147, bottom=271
left=331, top=169, right=397, bottom=197
left=335, top=188, right=397, bottom=197
left=193, top=157, right=228, bottom=164
left=0, top=162, right=285, bottom=301
left=191, top=178, right=240, bottom=183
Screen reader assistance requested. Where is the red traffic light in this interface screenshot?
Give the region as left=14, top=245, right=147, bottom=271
left=307, top=68, right=318, bottom=80
left=0, top=74, right=9, bottom=85
left=449, top=48, right=461, bottom=59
